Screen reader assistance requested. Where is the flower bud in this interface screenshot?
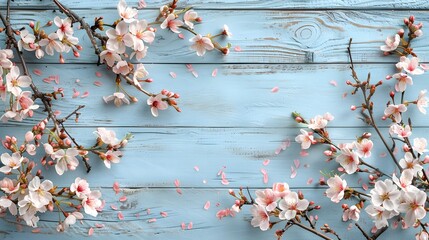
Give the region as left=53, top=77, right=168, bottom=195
left=76, top=45, right=83, bottom=50
left=59, top=54, right=65, bottom=64
left=309, top=201, right=315, bottom=206
left=47, top=21, right=53, bottom=26
left=424, top=155, right=429, bottom=164
left=389, top=91, right=395, bottom=98
left=398, top=29, right=405, bottom=37
left=73, top=50, right=80, bottom=58
left=350, top=105, right=356, bottom=111
left=323, top=150, right=333, bottom=156
left=403, top=144, right=410, bottom=152
left=404, top=18, right=409, bottom=25
left=298, top=190, right=304, bottom=200
left=145, top=78, right=153, bottom=83
left=295, top=116, right=303, bottom=123
left=196, top=17, right=202, bottom=23
left=65, top=139, right=72, bottom=146
left=385, top=75, right=392, bottom=80
left=414, top=29, right=423, bottom=37
left=342, top=204, right=348, bottom=209
left=29, top=21, right=35, bottom=28
left=409, top=15, right=415, bottom=23
left=315, top=205, right=321, bottom=210
left=37, top=169, right=42, bottom=176
left=130, top=96, right=138, bottom=103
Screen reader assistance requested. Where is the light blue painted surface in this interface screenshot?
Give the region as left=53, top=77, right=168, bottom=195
left=0, top=1, right=428, bottom=239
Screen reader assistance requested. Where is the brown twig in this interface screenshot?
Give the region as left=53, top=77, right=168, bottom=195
left=347, top=39, right=401, bottom=170
left=291, top=220, right=333, bottom=240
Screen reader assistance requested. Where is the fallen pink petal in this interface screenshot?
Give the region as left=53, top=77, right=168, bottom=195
left=204, top=201, right=211, bottom=210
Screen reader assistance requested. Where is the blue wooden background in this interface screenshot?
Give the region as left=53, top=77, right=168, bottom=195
left=1, top=0, right=429, bottom=239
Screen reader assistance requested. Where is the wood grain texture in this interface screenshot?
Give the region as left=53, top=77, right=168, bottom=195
left=0, top=189, right=420, bottom=240
left=8, top=63, right=429, bottom=128
left=1, top=9, right=429, bottom=63
left=4, top=0, right=429, bottom=10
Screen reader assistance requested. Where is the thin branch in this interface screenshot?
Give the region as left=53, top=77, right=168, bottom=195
left=291, top=220, right=333, bottom=240
left=355, top=223, right=371, bottom=240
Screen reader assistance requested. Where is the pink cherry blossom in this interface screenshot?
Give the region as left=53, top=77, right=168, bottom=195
left=6, top=66, right=32, bottom=96
left=99, top=50, right=122, bottom=67
left=335, top=148, right=360, bottom=174
left=392, top=73, right=413, bottom=92
left=130, top=46, right=148, bottom=60
left=17, top=30, right=36, bottom=52
left=0, top=177, right=20, bottom=194
left=255, top=189, right=280, bottom=212
left=416, top=231, right=429, bottom=240
left=103, top=92, right=130, bottom=107
left=70, top=177, right=91, bottom=198
left=184, top=10, right=199, bottom=28
left=82, top=190, right=102, bottom=217
left=417, top=90, right=428, bottom=114
left=0, top=152, right=23, bottom=173
left=342, top=205, right=360, bottom=222
left=216, top=208, right=235, bottom=219
left=112, top=60, right=131, bottom=75
left=370, top=179, right=400, bottom=211
left=28, top=176, right=53, bottom=208
left=147, top=94, right=168, bottom=117
left=278, top=192, right=309, bottom=220
left=308, top=114, right=329, bottom=130
left=117, top=0, right=138, bottom=23
left=54, top=16, right=73, bottom=41
left=396, top=56, right=424, bottom=75
left=103, top=150, right=122, bottom=168
left=272, top=182, right=290, bottom=198
left=189, top=34, right=214, bottom=56
left=380, top=34, right=400, bottom=52
left=94, top=128, right=120, bottom=146
left=161, top=14, right=184, bottom=33
left=295, top=129, right=315, bottom=150
left=39, top=33, right=64, bottom=56
left=399, top=152, right=423, bottom=176
left=53, top=148, right=80, bottom=175
left=325, top=175, right=347, bottom=203
left=129, top=20, right=155, bottom=51
left=398, top=189, right=427, bottom=227
left=389, top=124, right=412, bottom=139
left=106, top=21, right=133, bottom=54
left=384, top=104, right=407, bottom=123
left=355, top=139, right=373, bottom=158
left=250, top=204, right=270, bottom=231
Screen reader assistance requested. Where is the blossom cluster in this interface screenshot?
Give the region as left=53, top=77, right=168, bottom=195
left=223, top=16, right=429, bottom=240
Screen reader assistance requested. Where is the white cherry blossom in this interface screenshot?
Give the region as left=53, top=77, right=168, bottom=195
left=106, top=21, right=133, bottom=54
left=6, top=66, right=32, bottom=96
left=413, top=138, right=428, bottom=154
left=398, top=188, right=427, bottom=228
left=0, top=152, right=23, bottom=173
left=147, top=94, right=168, bottom=117
left=0, top=49, right=13, bottom=68
left=39, top=32, right=64, bottom=56
left=128, top=20, right=155, bottom=51
left=28, top=176, right=53, bottom=208
left=255, top=189, right=280, bottom=212
left=278, top=192, right=309, bottom=220
left=53, top=148, right=80, bottom=175
left=0, top=196, right=17, bottom=215
left=326, top=175, right=347, bottom=203
left=99, top=50, right=122, bottom=67
left=184, top=10, right=199, bottom=28
left=399, top=152, right=423, bottom=176
left=355, top=139, right=373, bottom=158
left=54, top=16, right=73, bottom=41
left=112, top=60, right=131, bottom=75
left=82, top=190, right=102, bottom=217
left=189, top=34, right=214, bottom=56
left=161, top=14, right=184, bottom=33
left=295, top=129, right=315, bottom=150
left=396, top=56, right=424, bottom=75
left=103, top=150, right=122, bottom=168
left=117, top=0, right=138, bottom=23
left=380, top=34, right=400, bottom=52
left=250, top=204, right=270, bottom=231
left=335, top=148, right=360, bottom=174
left=70, top=177, right=91, bottom=198
left=392, top=73, right=413, bottom=92
left=365, top=204, right=397, bottom=229
left=384, top=104, right=407, bottom=123
left=103, top=92, right=130, bottom=107
left=370, top=179, right=400, bottom=211
left=342, top=205, right=360, bottom=222
left=417, top=90, right=428, bottom=114
left=94, top=128, right=120, bottom=146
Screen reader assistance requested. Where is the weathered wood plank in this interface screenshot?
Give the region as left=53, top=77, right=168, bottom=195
left=3, top=63, right=428, bottom=128
left=2, top=10, right=429, bottom=63
left=0, top=188, right=423, bottom=239
left=4, top=0, right=429, bottom=10
left=0, top=126, right=415, bottom=188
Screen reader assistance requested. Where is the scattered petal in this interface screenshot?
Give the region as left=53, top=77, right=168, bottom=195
left=357, top=178, right=362, bottom=184
left=271, top=86, right=279, bottom=93
left=113, top=182, right=120, bottom=194
left=176, top=188, right=183, bottom=194
left=186, top=64, right=193, bottom=70
left=110, top=204, right=118, bottom=210
left=347, top=223, right=353, bottom=230
left=147, top=209, right=151, bottom=215
left=32, top=69, right=43, bottom=76
left=212, top=68, right=218, bottom=77
left=54, top=110, right=61, bottom=116
left=174, top=179, right=180, bottom=188
left=137, top=0, right=147, bottom=9
left=72, top=88, right=80, bottom=98
left=294, top=159, right=301, bottom=169
left=94, top=81, right=103, bottom=87
left=170, top=72, right=177, bottom=78
left=160, top=211, right=168, bottom=217
left=117, top=212, right=124, bottom=220
left=194, top=166, right=200, bottom=171
left=95, top=72, right=102, bottom=77
left=88, top=227, right=94, bottom=236
left=221, top=179, right=229, bottom=185
left=76, top=79, right=80, bottom=83
left=261, top=168, right=268, bottom=184
left=342, top=92, right=348, bottom=98
left=31, top=228, right=41, bottom=233
left=204, top=201, right=211, bottom=210
left=300, top=150, right=309, bottom=157
left=148, top=218, right=157, bottom=223
left=362, top=183, right=368, bottom=191
left=81, top=91, right=90, bottom=98
left=187, top=222, right=193, bottom=230
left=119, top=196, right=127, bottom=202
left=181, top=222, right=186, bottom=230
left=95, top=224, right=105, bottom=228
left=192, top=71, right=199, bottom=78
left=307, top=178, right=313, bottom=185
left=329, top=80, right=337, bottom=87
left=234, top=46, right=242, bottom=52
left=379, top=152, right=387, bottom=158
left=290, top=166, right=297, bottom=179
left=262, top=159, right=270, bottom=166
left=178, top=33, right=184, bottom=39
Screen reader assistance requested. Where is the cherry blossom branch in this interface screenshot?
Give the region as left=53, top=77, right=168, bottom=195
left=1, top=2, right=92, bottom=173
left=291, top=220, right=332, bottom=240
left=347, top=38, right=401, bottom=171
